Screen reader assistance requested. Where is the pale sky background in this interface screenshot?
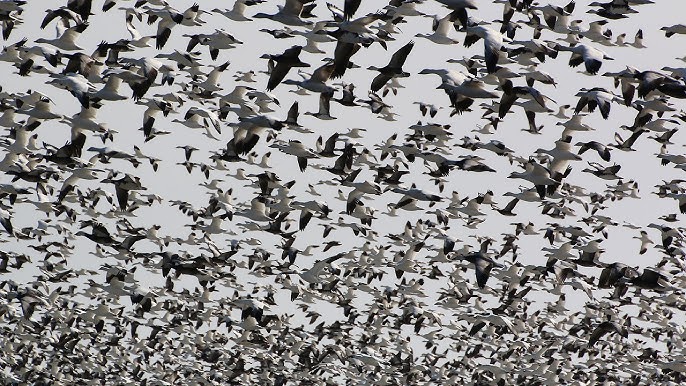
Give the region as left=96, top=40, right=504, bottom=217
left=3, top=0, right=686, bottom=383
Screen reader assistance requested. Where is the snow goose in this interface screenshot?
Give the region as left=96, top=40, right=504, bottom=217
left=497, top=79, right=549, bottom=119
left=123, top=9, right=154, bottom=48
left=536, top=139, right=582, bottom=163
left=270, top=139, right=319, bottom=172
left=436, top=0, right=478, bottom=28
left=577, top=20, right=614, bottom=46
left=589, top=0, right=638, bottom=18
left=415, top=14, right=459, bottom=45
left=212, top=0, right=263, bottom=22
left=186, top=30, right=242, bottom=60
left=261, top=45, right=310, bottom=91
left=35, top=22, right=88, bottom=51
left=40, top=6, right=85, bottom=30
left=457, top=250, right=503, bottom=289
left=304, top=90, right=336, bottom=120
left=529, top=0, right=575, bottom=30
left=576, top=140, right=611, bottom=161
left=661, top=24, right=686, bottom=38
left=508, top=159, right=559, bottom=199
left=574, top=87, right=621, bottom=119
left=553, top=43, right=614, bottom=75
left=101, top=173, right=146, bottom=211
left=93, top=73, right=128, bottom=101
left=284, top=62, right=336, bottom=94
left=47, top=73, right=97, bottom=108
left=464, top=24, right=507, bottom=74
left=368, top=41, right=414, bottom=93
left=253, top=0, right=314, bottom=27
left=192, top=61, right=230, bottom=93
left=582, top=162, right=622, bottom=180
left=615, top=29, right=645, bottom=48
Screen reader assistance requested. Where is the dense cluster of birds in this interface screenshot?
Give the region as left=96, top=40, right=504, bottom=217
left=3, top=0, right=686, bottom=384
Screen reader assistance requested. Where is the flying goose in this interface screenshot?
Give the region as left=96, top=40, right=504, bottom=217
left=368, top=41, right=414, bottom=93
left=529, top=0, right=575, bottom=30
left=576, top=140, right=611, bottom=161
left=415, top=14, right=459, bottom=45
left=582, top=161, right=622, bottom=180
left=283, top=62, right=336, bottom=94
left=463, top=24, right=507, bottom=74
left=661, top=24, right=686, bottom=38
left=184, top=106, right=222, bottom=134
left=231, top=113, right=285, bottom=154
left=270, top=139, right=319, bottom=172
left=436, top=0, right=478, bottom=28
left=577, top=20, right=614, bottom=45
left=304, top=90, right=336, bottom=120
left=40, top=6, right=85, bottom=30
left=261, top=45, right=310, bottom=91
left=253, top=0, right=315, bottom=27
left=414, top=101, right=441, bottom=118
left=589, top=0, right=639, bottom=18
left=101, top=173, right=146, bottom=211
left=420, top=68, right=498, bottom=113
left=553, top=43, right=614, bottom=75
left=457, top=250, right=503, bottom=289
left=325, top=0, right=362, bottom=22
left=508, top=159, right=559, bottom=199
left=212, top=0, right=264, bottom=22
left=588, top=320, right=628, bottom=347
left=536, top=138, right=582, bottom=163
left=145, top=7, right=184, bottom=49
left=186, top=30, right=242, bottom=60
left=330, top=39, right=363, bottom=79
left=35, top=22, right=88, bottom=51
left=574, top=87, right=621, bottom=119
left=497, top=79, right=548, bottom=119
left=47, top=73, right=97, bottom=108
left=615, top=29, right=645, bottom=48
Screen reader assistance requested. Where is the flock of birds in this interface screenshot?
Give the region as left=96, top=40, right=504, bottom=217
left=4, top=0, right=686, bottom=384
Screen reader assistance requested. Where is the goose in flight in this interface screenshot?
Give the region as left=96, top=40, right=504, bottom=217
left=497, top=79, right=548, bottom=119
left=464, top=24, right=507, bottom=74
left=508, top=159, right=560, bottom=199
left=661, top=24, right=686, bottom=38
left=576, top=140, right=611, bottom=161
left=457, top=250, right=503, bottom=289
left=553, top=43, right=614, bottom=75
left=101, top=173, right=146, bottom=211
left=435, top=0, right=478, bottom=28
left=262, top=45, right=310, bottom=91
left=574, top=87, right=622, bottom=119
left=35, top=22, right=89, bottom=51
left=415, top=14, right=459, bottom=45
left=283, top=62, right=336, bottom=94
left=185, top=30, right=242, bottom=60
left=269, top=139, right=319, bottom=172
left=304, top=90, right=336, bottom=120
left=582, top=162, right=622, bottom=180
left=589, top=0, right=639, bottom=19
left=325, top=0, right=362, bottom=22
left=615, top=29, right=645, bottom=48
left=212, top=0, right=264, bottom=22
left=528, top=0, right=575, bottom=30
left=420, top=68, right=498, bottom=114
left=588, top=320, right=628, bottom=347
left=253, top=0, right=315, bottom=27
left=368, top=41, right=414, bottom=93
left=47, top=73, right=97, bottom=108
left=40, top=6, right=85, bottom=30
